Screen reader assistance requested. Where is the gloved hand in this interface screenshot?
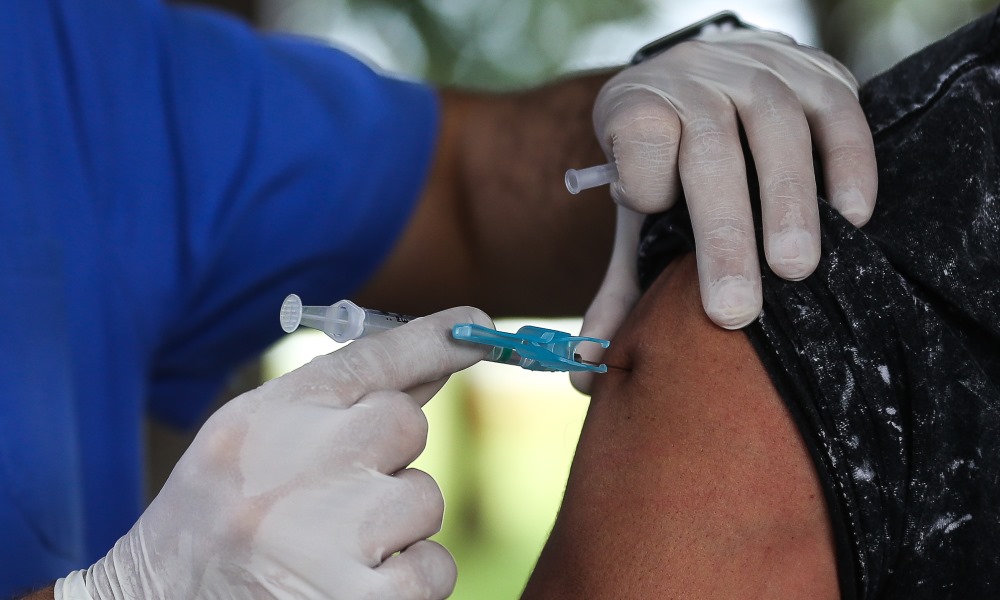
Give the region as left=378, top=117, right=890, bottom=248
left=55, top=307, right=492, bottom=600
left=572, top=27, right=877, bottom=394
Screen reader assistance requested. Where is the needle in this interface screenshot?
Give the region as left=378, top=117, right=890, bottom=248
left=574, top=354, right=630, bottom=372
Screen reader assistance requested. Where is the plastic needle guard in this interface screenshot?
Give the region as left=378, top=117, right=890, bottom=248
left=452, top=323, right=610, bottom=373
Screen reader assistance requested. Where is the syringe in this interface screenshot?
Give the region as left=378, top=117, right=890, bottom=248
left=279, top=294, right=410, bottom=343
left=279, top=294, right=610, bottom=373
left=564, top=162, right=619, bottom=194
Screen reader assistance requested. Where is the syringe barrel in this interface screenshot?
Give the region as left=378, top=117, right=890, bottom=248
left=282, top=295, right=412, bottom=342
left=360, top=308, right=411, bottom=336
left=326, top=300, right=411, bottom=342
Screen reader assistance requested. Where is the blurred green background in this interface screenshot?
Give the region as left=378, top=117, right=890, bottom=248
left=258, top=0, right=999, bottom=84
left=150, top=0, right=998, bottom=598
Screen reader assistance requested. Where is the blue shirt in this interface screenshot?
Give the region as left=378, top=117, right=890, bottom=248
left=0, top=0, right=438, bottom=593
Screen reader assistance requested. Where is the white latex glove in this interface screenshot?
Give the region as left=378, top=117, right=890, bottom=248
left=55, top=306, right=493, bottom=600
left=572, top=27, right=877, bottom=394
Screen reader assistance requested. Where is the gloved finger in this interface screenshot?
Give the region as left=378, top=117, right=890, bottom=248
left=595, top=84, right=682, bottom=213
left=570, top=206, right=643, bottom=395
left=374, top=539, right=458, bottom=600
left=678, top=94, right=762, bottom=328
left=360, top=469, right=445, bottom=566
left=736, top=74, right=820, bottom=280
left=744, top=37, right=876, bottom=224
left=292, top=307, right=494, bottom=408
left=348, top=391, right=430, bottom=472
left=405, top=376, right=451, bottom=408
left=802, top=78, right=878, bottom=225
left=233, top=390, right=428, bottom=492
left=781, top=41, right=859, bottom=89
left=694, top=29, right=876, bottom=225
left=732, top=30, right=859, bottom=93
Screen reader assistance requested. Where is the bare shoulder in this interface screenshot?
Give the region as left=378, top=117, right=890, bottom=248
left=522, top=254, right=839, bottom=599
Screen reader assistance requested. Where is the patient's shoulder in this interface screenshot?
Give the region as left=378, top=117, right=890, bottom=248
left=522, top=254, right=839, bottom=599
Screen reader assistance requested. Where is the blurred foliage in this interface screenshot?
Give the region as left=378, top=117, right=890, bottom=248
left=341, top=0, right=649, bottom=86
left=348, top=0, right=647, bottom=88
left=266, top=0, right=651, bottom=88
left=265, top=0, right=1000, bottom=86
left=807, top=0, right=998, bottom=79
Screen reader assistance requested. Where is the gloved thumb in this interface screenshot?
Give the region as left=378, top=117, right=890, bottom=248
left=571, top=207, right=643, bottom=394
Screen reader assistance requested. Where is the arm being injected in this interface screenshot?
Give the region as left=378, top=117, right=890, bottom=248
left=279, top=295, right=612, bottom=373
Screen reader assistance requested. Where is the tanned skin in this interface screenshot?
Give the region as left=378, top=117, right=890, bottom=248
left=356, top=74, right=615, bottom=318
left=522, top=254, right=839, bottom=599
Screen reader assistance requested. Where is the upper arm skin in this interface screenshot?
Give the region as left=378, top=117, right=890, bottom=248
left=522, top=254, right=839, bottom=599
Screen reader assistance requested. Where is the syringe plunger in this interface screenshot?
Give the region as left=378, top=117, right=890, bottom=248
left=279, top=294, right=410, bottom=343
left=279, top=294, right=305, bottom=333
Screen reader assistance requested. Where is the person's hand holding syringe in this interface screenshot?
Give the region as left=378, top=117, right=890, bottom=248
left=58, top=306, right=497, bottom=600
left=61, top=297, right=590, bottom=600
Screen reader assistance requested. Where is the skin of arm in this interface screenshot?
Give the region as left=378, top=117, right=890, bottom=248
left=521, top=253, right=839, bottom=599
left=355, top=73, right=616, bottom=318
left=19, top=587, right=53, bottom=599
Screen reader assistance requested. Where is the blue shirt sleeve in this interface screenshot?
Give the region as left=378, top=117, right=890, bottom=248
left=144, top=7, right=440, bottom=426
left=0, top=0, right=438, bottom=427
left=0, top=1, right=439, bottom=583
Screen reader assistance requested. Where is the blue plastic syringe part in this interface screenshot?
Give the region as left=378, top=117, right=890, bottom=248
left=452, top=323, right=610, bottom=373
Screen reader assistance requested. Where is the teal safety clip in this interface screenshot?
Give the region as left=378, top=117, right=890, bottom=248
left=452, top=323, right=610, bottom=373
